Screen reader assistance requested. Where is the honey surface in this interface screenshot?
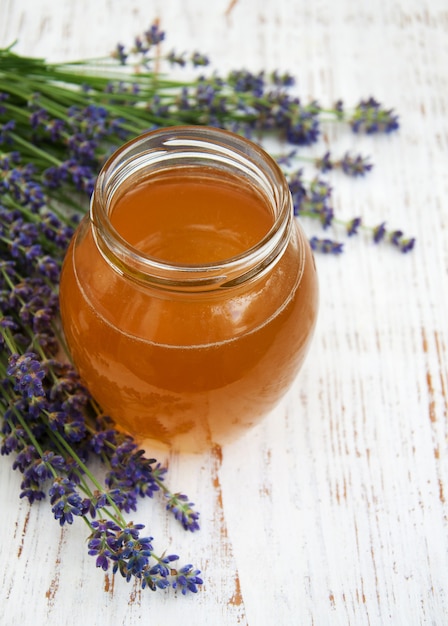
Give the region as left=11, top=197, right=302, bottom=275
left=110, top=171, right=273, bottom=263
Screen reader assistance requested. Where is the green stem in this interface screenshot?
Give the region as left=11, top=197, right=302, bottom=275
left=0, top=324, right=17, bottom=354
left=51, top=428, right=127, bottom=526
left=9, top=132, right=61, bottom=166
left=9, top=401, right=56, bottom=476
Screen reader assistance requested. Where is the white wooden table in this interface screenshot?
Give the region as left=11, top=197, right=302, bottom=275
left=1, top=1, right=448, bottom=624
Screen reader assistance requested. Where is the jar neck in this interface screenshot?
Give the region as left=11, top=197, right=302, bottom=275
left=90, top=126, right=297, bottom=293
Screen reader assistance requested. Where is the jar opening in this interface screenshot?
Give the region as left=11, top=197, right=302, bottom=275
left=91, top=126, right=295, bottom=291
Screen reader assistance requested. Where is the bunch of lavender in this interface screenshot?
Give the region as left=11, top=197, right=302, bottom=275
left=0, top=21, right=415, bottom=598
left=0, top=21, right=414, bottom=254
left=1, top=354, right=202, bottom=595
left=0, top=152, right=201, bottom=593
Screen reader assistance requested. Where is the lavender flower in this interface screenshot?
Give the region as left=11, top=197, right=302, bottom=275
left=395, top=236, right=415, bottom=253
left=350, top=97, right=399, bottom=134
left=87, top=520, right=201, bottom=593
left=0, top=119, right=15, bottom=144
left=287, top=168, right=307, bottom=215
left=334, top=99, right=344, bottom=119
left=373, top=222, right=387, bottom=243
left=315, top=151, right=333, bottom=173
left=49, top=477, right=84, bottom=525
left=314, top=151, right=373, bottom=176
left=165, top=493, right=201, bottom=532
left=228, top=69, right=265, bottom=97
left=7, top=353, right=45, bottom=399
left=167, top=50, right=187, bottom=67
left=87, top=519, right=121, bottom=570
left=347, top=217, right=362, bottom=236
left=191, top=51, right=210, bottom=67
left=112, top=43, right=128, bottom=65
left=144, top=23, right=166, bottom=47
left=309, top=236, right=344, bottom=255
left=287, top=171, right=334, bottom=228
left=308, top=178, right=334, bottom=227
left=12, top=443, right=39, bottom=473
left=172, top=564, right=204, bottom=595
left=276, top=149, right=298, bottom=168
left=372, top=224, right=415, bottom=253
left=286, top=103, right=320, bottom=145
left=105, top=439, right=165, bottom=505
left=340, top=152, right=373, bottom=176
left=270, top=70, right=295, bottom=87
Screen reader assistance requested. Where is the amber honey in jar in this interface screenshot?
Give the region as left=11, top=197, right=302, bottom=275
left=59, top=126, right=319, bottom=451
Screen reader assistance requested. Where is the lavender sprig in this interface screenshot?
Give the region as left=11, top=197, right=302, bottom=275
left=2, top=347, right=202, bottom=594
left=0, top=158, right=202, bottom=594
left=349, top=97, right=400, bottom=134
left=315, top=151, right=374, bottom=177
left=278, top=149, right=373, bottom=177
left=310, top=237, right=344, bottom=255
left=0, top=29, right=400, bottom=167
left=285, top=169, right=415, bottom=253
left=165, top=492, right=201, bottom=532
left=0, top=21, right=413, bottom=253
left=87, top=520, right=203, bottom=592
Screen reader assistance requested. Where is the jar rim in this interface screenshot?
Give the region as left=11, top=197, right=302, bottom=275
left=91, top=126, right=296, bottom=291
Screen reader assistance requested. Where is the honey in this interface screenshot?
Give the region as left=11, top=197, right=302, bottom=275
left=59, top=127, right=318, bottom=451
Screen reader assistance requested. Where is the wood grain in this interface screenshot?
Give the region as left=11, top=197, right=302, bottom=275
left=1, top=0, right=448, bottom=624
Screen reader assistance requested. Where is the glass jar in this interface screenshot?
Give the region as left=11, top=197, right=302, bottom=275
left=59, top=126, right=318, bottom=452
